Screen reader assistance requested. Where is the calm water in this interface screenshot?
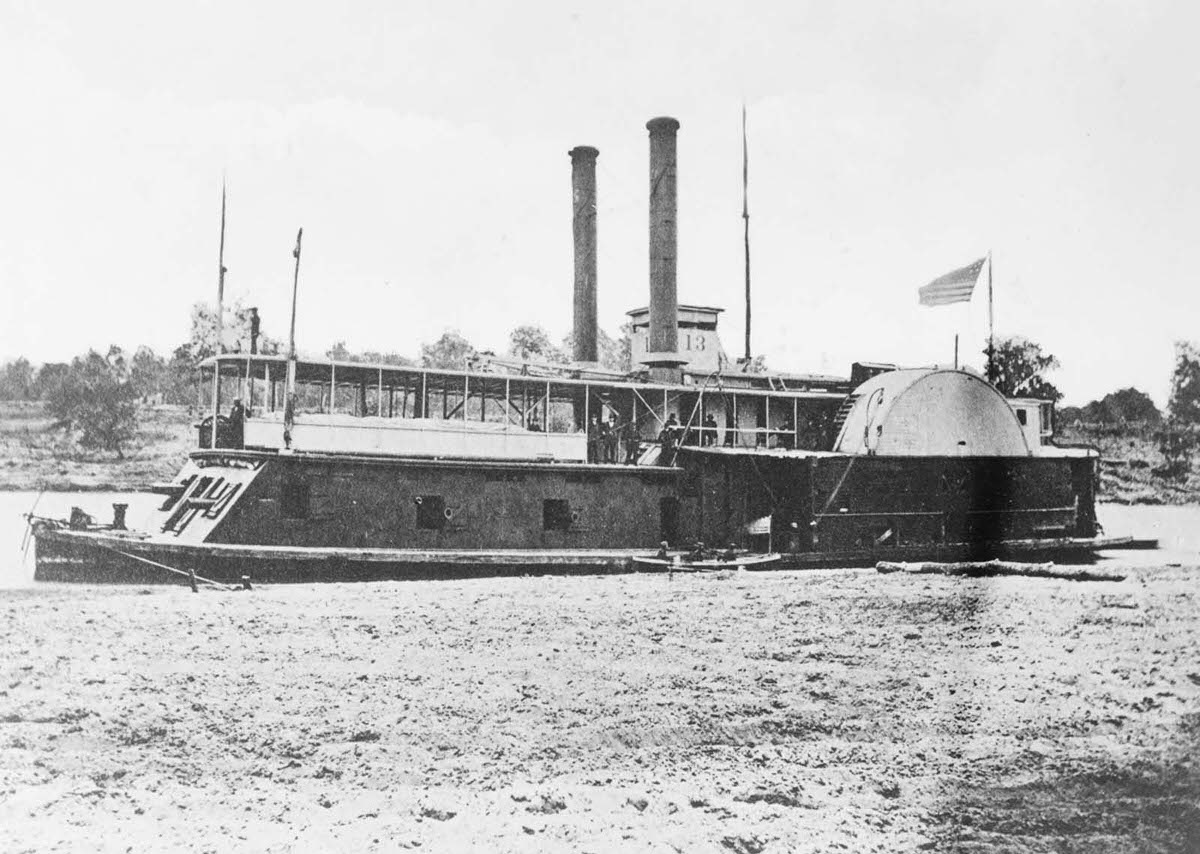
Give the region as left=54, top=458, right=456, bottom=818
left=1, top=491, right=1197, bottom=589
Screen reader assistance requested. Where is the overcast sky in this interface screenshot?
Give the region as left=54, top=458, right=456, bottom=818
left=2, top=1, right=1196, bottom=406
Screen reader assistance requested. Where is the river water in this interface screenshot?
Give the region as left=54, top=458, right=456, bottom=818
left=1, top=491, right=1196, bottom=589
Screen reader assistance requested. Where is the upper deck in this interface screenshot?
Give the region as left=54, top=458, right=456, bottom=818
left=199, top=354, right=851, bottom=462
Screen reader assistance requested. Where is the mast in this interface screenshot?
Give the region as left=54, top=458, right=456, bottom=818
left=216, top=179, right=227, bottom=355
left=742, top=105, right=752, bottom=364
left=288, top=228, right=302, bottom=359
left=210, top=180, right=228, bottom=450
left=284, top=228, right=303, bottom=449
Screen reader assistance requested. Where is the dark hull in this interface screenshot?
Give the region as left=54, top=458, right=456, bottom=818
left=33, top=525, right=1132, bottom=586
left=30, top=446, right=1119, bottom=585
left=32, top=527, right=644, bottom=585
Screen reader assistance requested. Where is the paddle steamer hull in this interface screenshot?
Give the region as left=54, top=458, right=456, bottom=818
left=32, top=446, right=1115, bottom=585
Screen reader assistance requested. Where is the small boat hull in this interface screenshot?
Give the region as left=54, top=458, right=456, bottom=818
left=632, top=553, right=782, bottom=572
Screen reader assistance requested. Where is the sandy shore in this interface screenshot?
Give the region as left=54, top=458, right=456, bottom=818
left=2, top=566, right=1198, bottom=852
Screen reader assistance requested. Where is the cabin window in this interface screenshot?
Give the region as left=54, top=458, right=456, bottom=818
left=415, top=495, right=447, bottom=530
left=1016, top=409, right=1028, bottom=426
left=281, top=481, right=310, bottom=519
left=543, top=499, right=573, bottom=531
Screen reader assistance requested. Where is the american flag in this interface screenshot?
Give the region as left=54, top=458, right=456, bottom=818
left=918, top=257, right=986, bottom=306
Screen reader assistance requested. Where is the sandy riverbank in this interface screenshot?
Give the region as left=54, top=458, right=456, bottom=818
left=2, top=564, right=1198, bottom=852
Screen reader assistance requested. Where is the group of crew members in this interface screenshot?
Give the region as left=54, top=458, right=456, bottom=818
left=576, top=409, right=801, bottom=465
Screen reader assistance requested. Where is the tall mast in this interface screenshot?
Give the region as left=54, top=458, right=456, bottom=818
left=283, top=228, right=303, bottom=450
left=742, top=105, right=752, bottom=364
left=288, top=228, right=303, bottom=359
left=216, top=179, right=227, bottom=355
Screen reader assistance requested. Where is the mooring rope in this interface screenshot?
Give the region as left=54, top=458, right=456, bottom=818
left=99, top=543, right=237, bottom=591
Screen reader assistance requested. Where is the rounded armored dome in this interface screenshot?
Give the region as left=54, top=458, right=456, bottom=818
left=833, top=369, right=1030, bottom=457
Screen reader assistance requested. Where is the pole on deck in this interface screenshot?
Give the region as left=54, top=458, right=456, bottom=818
left=284, top=228, right=302, bottom=449
left=216, top=179, right=227, bottom=356
left=742, top=105, right=752, bottom=364
left=210, top=363, right=219, bottom=449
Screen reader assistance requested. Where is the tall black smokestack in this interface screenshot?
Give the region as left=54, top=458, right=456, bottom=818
left=569, top=145, right=599, bottom=364
left=646, top=117, right=682, bottom=378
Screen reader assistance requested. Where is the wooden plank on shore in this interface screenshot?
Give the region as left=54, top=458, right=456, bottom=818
left=875, top=559, right=1126, bottom=582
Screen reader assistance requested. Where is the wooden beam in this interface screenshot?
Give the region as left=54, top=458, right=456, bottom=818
left=876, top=560, right=1126, bottom=582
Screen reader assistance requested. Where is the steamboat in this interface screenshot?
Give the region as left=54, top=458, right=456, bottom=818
left=32, top=117, right=1131, bottom=584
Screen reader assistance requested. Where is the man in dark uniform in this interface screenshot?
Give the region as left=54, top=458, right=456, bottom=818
left=659, top=413, right=680, bottom=464
left=600, top=417, right=617, bottom=463
left=228, top=398, right=246, bottom=448
left=587, top=416, right=600, bottom=463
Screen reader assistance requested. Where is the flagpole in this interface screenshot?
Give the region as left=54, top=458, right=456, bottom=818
left=216, top=179, right=227, bottom=355
left=288, top=228, right=302, bottom=360
left=742, top=104, right=752, bottom=364
left=211, top=180, right=228, bottom=450
left=284, top=228, right=303, bottom=450
left=986, top=250, right=995, bottom=383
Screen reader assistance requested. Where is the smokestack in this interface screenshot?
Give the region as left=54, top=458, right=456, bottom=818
left=646, top=117, right=683, bottom=377
left=569, top=145, right=599, bottom=364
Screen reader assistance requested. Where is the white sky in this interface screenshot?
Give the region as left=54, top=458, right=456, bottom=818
left=1, top=0, right=1196, bottom=406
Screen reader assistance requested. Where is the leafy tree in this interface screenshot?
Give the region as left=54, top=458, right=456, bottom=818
left=359, top=350, right=416, bottom=367
left=1168, top=340, right=1200, bottom=426
left=986, top=336, right=1062, bottom=400
left=32, top=363, right=69, bottom=400
left=105, top=345, right=129, bottom=381
left=420, top=330, right=475, bottom=369
left=183, top=300, right=282, bottom=360
left=325, top=341, right=415, bottom=366
left=561, top=325, right=631, bottom=372
left=1157, top=341, right=1200, bottom=480
left=167, top=301, right=282, bottom=408
left=130, top=345, right=169, bottom=402
left=0, top=357, right=35, bottom=400
left=43, top=349, right=139, bottom=457
left=509, top=325, right=566, bottom=363
left=1074, top=387, right=1161, bottom=426
left=164, top=346, right=200, bottom=406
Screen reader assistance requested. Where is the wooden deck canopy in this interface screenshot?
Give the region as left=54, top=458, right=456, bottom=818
left=200, top=354, right=851, bottom=452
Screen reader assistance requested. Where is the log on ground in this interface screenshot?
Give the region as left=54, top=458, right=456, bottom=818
left=875, top=559, right=1126, bottom=582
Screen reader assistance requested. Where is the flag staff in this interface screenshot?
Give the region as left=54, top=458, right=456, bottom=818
left=216, top=179, right=227, bottom=355
left=211, top=180, right=228, bottom=450
left=288, top=228, right=302, bottom=359
left=284, top=228, right=303, bottom=449
left=986, top=250, right=995, bottom=383
left=742, top=104, right=752, bottom=364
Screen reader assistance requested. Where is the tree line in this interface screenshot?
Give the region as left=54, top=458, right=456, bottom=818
left=0, top=301, right=631, bottom=454
left=3, top=311, right=1197, bottom=474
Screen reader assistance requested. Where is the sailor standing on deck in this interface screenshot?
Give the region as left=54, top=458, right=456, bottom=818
left=600, top=417, right=616, bottom=463
left=587, top=416, right=600, bottom=463
left=659, top=413, right=680, bottom=464
left=228, top=398, right=246, bottom=448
